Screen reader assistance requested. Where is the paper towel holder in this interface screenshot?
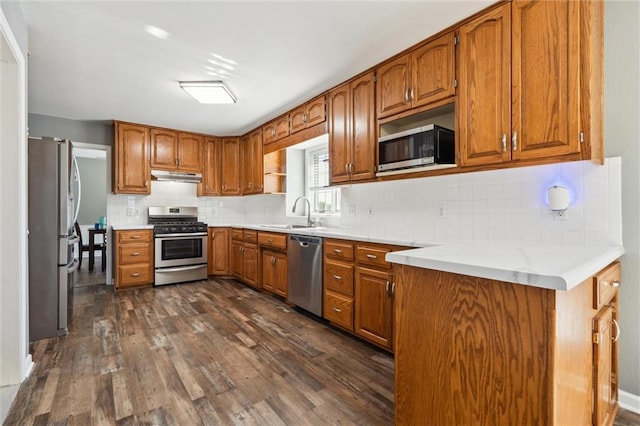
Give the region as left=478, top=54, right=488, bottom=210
left=547, top=185, right=570, bottom=211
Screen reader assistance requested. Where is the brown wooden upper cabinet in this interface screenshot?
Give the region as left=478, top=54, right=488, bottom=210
left=114, top=121, right=150, bottom=194
left=263, top=114, right=290, bottom=145
left=150, top=129, right=204, bottom=173
left=198, top=137, right=221, bottom=196
left=376, top=31, right=456, bottom=120
left=290, top=94, right=327, bottom=134
left=220, top=137, right=241, bottom=195
left=458, top=1, right=598, bottom=167
left=241, top=129, right=264, bottom=195
left=328, top=72, right=376, bottom=184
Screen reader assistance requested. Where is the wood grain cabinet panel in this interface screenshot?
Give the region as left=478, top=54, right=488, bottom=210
left=114, top=122, right=150, bottom=194
left=114, top=229, right=153, bottom=289
left=241, top=130, right=263, bottom=195
left=220, top=137, right=241, bottom=195
left=328, top=72, right=375, bottom=184
left=324, top=292, right=354, bottom=330
left=262, top=250, right=287, bottom=298
left=242, top=243, right=259, bottom=288
left=177, top=133, right=204, bottom=172
left=376, top=55, right=411, bottom=119
left=150, top=128, right=179, bottom=170
left=208, top=227, right=229, bottom=276
left=199, top=137, right=221, bottom=196
left=230, top=239, right=244, bottom=279
left=290, top=94, right=327, bottom=135
left=324, top=260, right=354, bottom=296
left=354, top=267, right=394, bottom=350
left=274, top=115, right=290, bottom=140
left=593, top=305, right=617, bottom=426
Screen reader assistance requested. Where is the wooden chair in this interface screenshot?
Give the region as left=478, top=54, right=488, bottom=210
left=74, top=222, right=106, bottom=270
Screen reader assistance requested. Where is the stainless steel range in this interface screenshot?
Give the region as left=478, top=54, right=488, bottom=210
left=148, top=206, right=208, bottom=286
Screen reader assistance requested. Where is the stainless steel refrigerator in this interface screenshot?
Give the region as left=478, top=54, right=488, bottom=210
left=28, top=137, right=79, bottom=341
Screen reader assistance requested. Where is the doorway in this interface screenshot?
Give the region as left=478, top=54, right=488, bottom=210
left=71, top=142, right=111, bottom=287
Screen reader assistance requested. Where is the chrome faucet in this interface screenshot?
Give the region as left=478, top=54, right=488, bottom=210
left=292, top=196, right=313, bottom=227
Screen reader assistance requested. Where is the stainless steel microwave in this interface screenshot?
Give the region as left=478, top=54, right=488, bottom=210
left=377, top=124, right=455, bottom=172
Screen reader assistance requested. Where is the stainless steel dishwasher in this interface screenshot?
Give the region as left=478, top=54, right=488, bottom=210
left=288, top=234, right=323, bottom=316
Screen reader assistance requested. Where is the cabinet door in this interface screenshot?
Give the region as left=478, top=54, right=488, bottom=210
left=376, top=54, right=411, bottom=119
left=274, top=115, right=290, bottom=141
left=306, top=95, right=326, bottom=128
left=114, top=122, right=150, bottom=194
left=221, top=138, right=241, bottom=195
left=289, top=105, right=307, bottom=134
left=177, top=133, right=204, bottom=172
left=262, top=251, right=275, bottom=293
left=350, top=72, right=376, bottom=182
left=511, top=0, right=581, bottom=160
left=211, top=228, right=229, bottom=275
left=243, top=243, right=259, bottom=288
left=199, top=137, right=220, bottom=196
left=150, top=128, right=179, bottom=170
left=411, top=32, right=456, bottom=108
left=263, top=121, right=277, bottom=145
left=250, top=129, right=263, bottom=193
left=328, top=82, right=351, bottom=184
left=272, top=252, right=288, bottom=298
left=354, top=267, right=394, bottom=349
left=230, top=240, right=244, bottom=279
left=593, top=305, right=617, bottom=426
left=458, top=3, right=512, bottom=166
left=241, top=135, right=253, bottom=194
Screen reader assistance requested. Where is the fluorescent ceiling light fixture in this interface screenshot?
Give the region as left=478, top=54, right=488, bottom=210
left=145, top=25, right=170, bottom=40
left=179, top=81, right=237, bottom=104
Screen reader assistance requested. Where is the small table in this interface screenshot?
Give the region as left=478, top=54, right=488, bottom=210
left=88, top=228, right=106, bottom=271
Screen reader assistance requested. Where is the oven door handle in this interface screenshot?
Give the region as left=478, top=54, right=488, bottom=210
left=155, top=232, right=208, bottom=238
left=156, top=264, right=207, bottom=273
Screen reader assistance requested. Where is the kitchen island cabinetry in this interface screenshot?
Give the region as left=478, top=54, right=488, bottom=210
left=114, top=121, right=150, bottom=194
left=457, top=0, right=603, bottom=167
left=114, top=229, right=154, bottom=289
left=208, top=227, right=229, bottom=276
left=328, top=71, right=376, bottom=184
left=376, top=31, right=455, bottom=119
left=393, top=260, right=620, bottom=425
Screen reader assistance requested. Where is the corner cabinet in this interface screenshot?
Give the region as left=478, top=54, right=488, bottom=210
left=198, top=137, right=221, bottom=196
left=241, top=129, right=264, bottom=195
left=220, top=137, right=241, bottom=196
left=394, top=260, right=621, bottom=425
left=458, top=1, right=602, bottom=166
left=114, top=121, right=150, bottom=194
left=328, top=71, right=376, bottom=184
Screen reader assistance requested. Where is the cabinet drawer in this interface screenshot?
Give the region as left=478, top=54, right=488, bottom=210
left=117, top=229, right=152, bottom=244
left=325, top=260, right=354, bottom=296
left=325, top=240, right=354, bottom=261
left=118, top=243, right=152, bottom=265
left=231, top=229, right=244, bottom=241
left=593, top=261, right=621, bottom=309
left=118, top=264, right=152, bottom=287
left=324, top=292, right=353, bottom=331
left=258, top=232, right=287, bottom=250
left=355, top=245, right=391, bottom=269
left=243, top=230, right=258, bottom=243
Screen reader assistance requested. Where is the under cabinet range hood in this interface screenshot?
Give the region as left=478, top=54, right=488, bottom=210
left=151, top=170, right=202, bottom=184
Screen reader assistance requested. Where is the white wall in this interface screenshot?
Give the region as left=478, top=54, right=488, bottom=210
left=0, top=3, right=30, bottom=423
left=603, top=1, right=640, bottom=400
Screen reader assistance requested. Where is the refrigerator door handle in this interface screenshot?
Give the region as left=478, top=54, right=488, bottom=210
left=58, top=265, right=69, bottom=333
left=72, top=155, right=82, bottom=226
left=67, top=258, right=80, bottom=274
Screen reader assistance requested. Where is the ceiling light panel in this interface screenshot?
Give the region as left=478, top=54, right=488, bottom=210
left=179, top=81, right=237, bottom=104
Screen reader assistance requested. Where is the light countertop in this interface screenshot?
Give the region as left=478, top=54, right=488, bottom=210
left=386, top=244, right=624, bottom=291
left=110, top=224, right=154, bottom=231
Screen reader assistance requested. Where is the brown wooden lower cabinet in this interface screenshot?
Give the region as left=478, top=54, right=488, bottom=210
left=394, top=261, right=620, bottom=425
left=243, top=243, right=259, bottom=288
left=354, top=267, right=394, bottom=350
left=208, top=227, right=229, bottom=276
left=114, top=229, right=154, bottom=289
left=262, top=250, right=288, bottom=298
left=230, top=228, right=259, bottom=288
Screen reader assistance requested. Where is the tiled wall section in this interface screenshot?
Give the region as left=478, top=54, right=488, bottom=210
left=108, top=157, right=622, bottom=247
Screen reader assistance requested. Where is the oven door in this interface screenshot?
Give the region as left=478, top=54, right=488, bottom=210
left=154, top=233, right=207, bottom=268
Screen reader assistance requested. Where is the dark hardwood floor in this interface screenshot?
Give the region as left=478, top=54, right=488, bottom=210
left=5, top=278, right=639, bottom=425
left=74, top=263, right=106, bottom=288
left=5, top=279, right=394, bottom=425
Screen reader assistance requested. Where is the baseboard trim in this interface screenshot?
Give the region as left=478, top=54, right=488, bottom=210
left=619, top=389, right=640, bottom=414
left=24, top=354, right=34, bottom=378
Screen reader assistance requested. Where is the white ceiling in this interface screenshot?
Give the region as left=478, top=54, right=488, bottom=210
left=21, top=1, right=493, bottom=136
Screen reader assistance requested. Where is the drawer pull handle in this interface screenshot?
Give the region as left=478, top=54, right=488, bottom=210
left=333, top=249, right=342, bottom=254
left=366, top=254, right=377, bottom=259
left=611, top=281, right=620, bottom=288
left=130, top=272, right=141, bottom=277
left=131, top=252, right=141, bottom=257
left=332, top=274, right=342, bottom=280
left=130, top=235, right=141, bottom=240
left=333, top=307, right=342, bottom=313
left=391, top=282, right=396, bottom=297
left=612, top=318, right=621, bottom=342
left=386, top=281, right=390, bottom=294
left=267, top=238, right=273, bottom=243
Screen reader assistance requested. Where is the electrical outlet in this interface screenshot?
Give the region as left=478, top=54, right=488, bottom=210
left=554, top=210, right=569, bottom=221
left=348, top=205, right=356, bottom=216
left=126, top=207, right=134, bottom=217
left=437, top=203, right=446, bottom=219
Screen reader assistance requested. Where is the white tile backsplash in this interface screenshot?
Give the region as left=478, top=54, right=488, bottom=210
left=107, top=158, right=622, bottom=248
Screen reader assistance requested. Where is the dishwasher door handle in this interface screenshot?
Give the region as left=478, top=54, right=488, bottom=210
left=299, top=242, right=309, bottom=248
